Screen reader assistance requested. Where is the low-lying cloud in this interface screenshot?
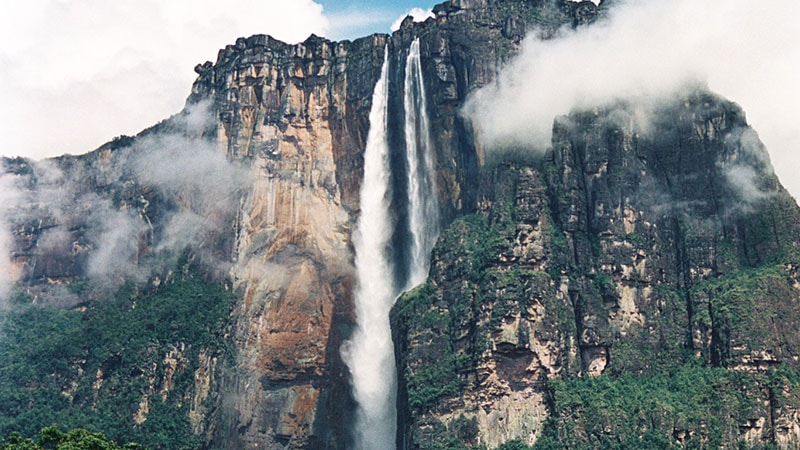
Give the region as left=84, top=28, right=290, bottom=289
left=0, top=173, right=24, bottom=304
left=130, top=103, right=250, bottom=270
left=0, top=101, right=251, bottom=299
left=464, top=0, right=800, bottom=199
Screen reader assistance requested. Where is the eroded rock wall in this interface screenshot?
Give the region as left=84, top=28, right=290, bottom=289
left=392, top=91, right=800, bottom=449
left=188, top=33, right=392, bottom=448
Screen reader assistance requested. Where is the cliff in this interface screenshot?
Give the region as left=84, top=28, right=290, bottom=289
left=188, top=33, right=386, bottom=449
left=391, top=92, right=800, bottom=448
left=2, top=31, right=391, bottom=449
left=1, top=0, right=799, bottom=449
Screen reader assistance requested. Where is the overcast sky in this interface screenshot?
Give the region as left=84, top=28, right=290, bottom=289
left=0, top=0, right=798, bottom=198
left=0, top=0, right=434, bottom=161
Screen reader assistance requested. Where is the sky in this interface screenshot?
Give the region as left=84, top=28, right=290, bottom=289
left=464, top=0, right=800, bottom=200
left=0, top=0, right=434, bottom=162
left=0, top=0, right=798, bottom=198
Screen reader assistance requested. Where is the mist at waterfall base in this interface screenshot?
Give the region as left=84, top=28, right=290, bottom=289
left=464, top=0, right=800, bottom=199
left=342, top=39, right=440, bottom=450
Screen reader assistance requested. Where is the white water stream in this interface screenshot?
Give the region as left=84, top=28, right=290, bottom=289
left=344, top=38, right=439, bottom=450
left=403, top=38, right=440, bottom=289
left=342, top=46, right=398, bottom=450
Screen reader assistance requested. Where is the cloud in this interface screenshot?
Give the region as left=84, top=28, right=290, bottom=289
left=84, top=201, right=148, bottom=283
left=718, top=127, right=774, bottom=208
left=0, top=0, right=328, bottom=161
left=0, top=101, right=251, bottom=298
left=10, top=160, right=146, bottom=290
left=129, top=103, right=251, bottom=268
left=464, top=0, right=800, bottom=199
left=391, top=7, right=434, bottom=31
left=0, top=173, right=25, bottom=304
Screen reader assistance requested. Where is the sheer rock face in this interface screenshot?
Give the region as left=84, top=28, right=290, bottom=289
left=186, top=2, right=590, bottom=443
left=392, top=0, right=585, bottom=223
left=191, top=2, right=580, bottom=446
left=4, top=0, right=800, bottom=448
left=0, top=32, right=390, bottom=449
left=188, top=34, right=391, bottom=449
left=392, top=92, right=800, bottom=449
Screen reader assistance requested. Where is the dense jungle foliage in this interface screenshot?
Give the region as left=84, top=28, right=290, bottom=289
left=0, top=425, right=143, bottom=450
left=0, top=262, right=236, bottom=450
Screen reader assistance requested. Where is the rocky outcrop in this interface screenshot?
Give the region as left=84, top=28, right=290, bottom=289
left=187, top=33, right=394, bottom=449
left=0, top=32, right=388, bottom=448
left=392, top=91, right=800, bottom=448
left=392, top=0, right=593, bottom=222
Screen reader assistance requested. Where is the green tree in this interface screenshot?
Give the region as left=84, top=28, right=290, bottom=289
left=0, top=425, right=145, bottom=450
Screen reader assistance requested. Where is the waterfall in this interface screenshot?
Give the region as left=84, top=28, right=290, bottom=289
left=342, top=47, right=398, bottom=450
left=343, top=38, right=439, bottom=450
left=403, top=38, right=440, bottom=289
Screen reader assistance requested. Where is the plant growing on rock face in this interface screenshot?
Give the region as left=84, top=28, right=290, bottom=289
left=537, top=365, right=800, bottom=449
left=497, top=439, right=534, bottom=450
left=405, top=353, right=467, bottom=412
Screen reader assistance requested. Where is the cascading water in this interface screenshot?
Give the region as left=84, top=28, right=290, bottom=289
left=343, top=38, right=439, bottom=450
left=342, top=46, right=398, bottom=450
left=403, top=38, right=440, bottom=289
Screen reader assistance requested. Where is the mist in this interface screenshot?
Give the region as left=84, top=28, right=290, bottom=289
left=464, top=0, right=800, bottom=199
left=0, top=101, right=250, bottom=300
left=130, top=103, right=250, bottom=273
left=0, top=173, right=24, bottom=304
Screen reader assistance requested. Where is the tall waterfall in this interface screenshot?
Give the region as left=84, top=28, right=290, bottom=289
left=342, top=47, right=398, bottom=450
left=403, top=38, right=440, bottom=289
left=343, top=38, right=439, bottom=450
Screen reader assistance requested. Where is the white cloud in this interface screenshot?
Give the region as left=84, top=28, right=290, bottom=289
left=0, top=173, right=24, bottom=303
left=464, top=0, right=800, bottom=199
left=391, top=7, right=434, bottom=32
left=0, top=0, right=328, bottom=160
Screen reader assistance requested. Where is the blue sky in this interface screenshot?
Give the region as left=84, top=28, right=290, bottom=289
left=320, top=0, right=438, bottom=40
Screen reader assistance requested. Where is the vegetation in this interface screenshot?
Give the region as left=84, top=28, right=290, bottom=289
left=692, top=263, right=800, bottom=367
left=405, top=353, right=468, bottom=411
left=532, top=366, right=800, bottom=449
left=395, top=209, right=515, bottom=413
left=0, top=426, right=144, bottom=450
left=0, top=262, right=236, bottom=449
left=396, top=283, right=467, bottom=412
left=396, top=153, right=800, bottom=449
